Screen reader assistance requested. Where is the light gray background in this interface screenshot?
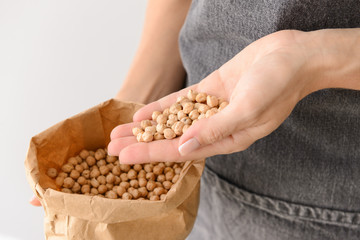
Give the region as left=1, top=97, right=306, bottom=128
left=0, top=1, right=147, bottom=239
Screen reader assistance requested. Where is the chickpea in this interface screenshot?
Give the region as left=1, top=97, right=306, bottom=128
left=91, top=188, right=99, bottom=195
left=47, top=168, right=58, bottom=178
left=162, top=181, right=173, bottom=190
left=136, top=132, right=143, bottom=142
left=70, top=170, right=80, bottom=180
left=156, top=123, right=166, bottom=134
left=146, top=172, right=156, bottom=181
left=120, top=164, right=131, bottom=173
left=97, top=159, right=106, bottom=167
left=79, top=149, right=90, bottom=159
left=97, top=175, right=106, bottom=185
left=63, top=177, right=75, bottom=188
left=152, top=111, right=162, bottom=121
left=75, top=156, right=83, bottom=164
left=132, top=127, right=143, bottom=137
left=219, top=101, right=229, bottom=110
left=72, top=182, right=81, bottom=193
left=138, top=178, right=147, bottom=187
left=89, top=150, right=95, bottom=157
left=62, top=188, right=72, bottom=194
left=114, top=176, right=121, bottom=185
left=145, top=126, right=156, bottom=135
left=86, top=156, right=96, bottom=166
left=156, top=114, right=167, bottom=124
left=122, top=192, right=132, bottom=200
left=172, top=121, right=184, bottom=136
left=106, top=183, right=114, bottom=190
left=99, top=165, right=110, bottom=175
left=130, top=179, right=139, bottom=188
left=90, top=168, right=100, bottom=178
left=195, top=92, right=207, bottom=103
left=67, top=157, right=78, bottom=166
left=58, top=172, right=68, bottom=178
left=116, top=186, right=126, bottom=197
left=180, top=117, right=192, bottom=125
left=127, top=169, right=137, bottom=180
left=77, top=176, right=87, bottom=185
left=189, top=110, right=200, bottom=120
left=95, top=149, right=106, bottom=160
left=98, top=185, right=107, bottom=194
left=177, top=110, right=187, bottom=120
left=140, top=120, right=152, bottom=130
left=61, top=164, right=74, bottom=173
left=90, top=178, right=100, bottom=188
left=146, top=181, right=157, bottom=191
left=198, top=104, right=210, bottom=114
left=153, top=165, right=165, bottom=175
left=137, top=170, right=146, bottom=179
left=120, top=173, right=129, bottom=182
left=81, top=184, right=90, bottom=194
left=120, top=181, right=130, bottom=190
left=187, top=90, right=197, bottom=102
left=206, top=95, right=219, bottom=107
left=105, top=190, right=118, bottom=199
left=162, top=108, right=170, bottom=117
left=165, top=171, right=175, bottom=181
left=172, top=175, right=180, bottom=184
left=82, top=169, right=90, bottom=179
left=182, top=102, right=194, bottom=114
left=198, top=114, right=206, bottom=120
left=169, top=103, right=182, bottom=114
left=112, top=165, right=121, bottom=176
left=166, top=119, right=177, bottom=128
left=75, top=164, right=84, bottom=173
left=150, top=195, right=160, bottom=201
left=157, top=174, right=165, bottom=183
left=138, top=187, right=148, bottom=198
left=55, top=176, right=64, bottom=187
left=164, top=128, right=176, bottom=139
left=130, top=189, right=141, bottom=199
left=160, top=194, right=167, bottom=201
left=106, top=163, right=114, bottom=171
left=144, top=164, right=154, bottom=173
left=80, top=162, right=89, bottom=170
left=106, top=173, right=115, bottom=184
left=154, top=133, right=165, bottom=140
left=174, top=167, right=182, bottom=175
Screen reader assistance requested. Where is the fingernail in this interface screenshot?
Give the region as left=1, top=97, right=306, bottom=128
left=178, top=138, right=200, bottom=156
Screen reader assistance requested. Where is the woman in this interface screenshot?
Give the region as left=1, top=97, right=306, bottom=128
left=36, top=1, right=360, bottom=239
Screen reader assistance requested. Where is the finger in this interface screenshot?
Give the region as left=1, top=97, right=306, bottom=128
left=107, top=136, right=138, bottom=156
left=177, top=104, right=246, bottom=156
left=29, top=195, right=42, bottom=207
left=132, top=85, right=199, bottom=122
left=110, top=122, right=141, bottom=140
left=119, top=127, right=254, bottom=164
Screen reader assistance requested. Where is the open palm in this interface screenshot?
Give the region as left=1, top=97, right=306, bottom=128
left=108, top=30, right=318, bottom=164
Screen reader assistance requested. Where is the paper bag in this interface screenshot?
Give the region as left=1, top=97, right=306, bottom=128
left=25, top=99, right=205, bottom=240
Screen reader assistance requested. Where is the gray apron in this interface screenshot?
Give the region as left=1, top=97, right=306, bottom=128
left=179, top=0, right=360, bottom=239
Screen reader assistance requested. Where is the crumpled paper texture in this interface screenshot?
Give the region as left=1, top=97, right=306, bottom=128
left=25, top=99, right=205, bottom=240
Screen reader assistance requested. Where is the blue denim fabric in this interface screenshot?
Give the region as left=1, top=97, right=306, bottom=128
left=180, top=0, right=360, bottom=239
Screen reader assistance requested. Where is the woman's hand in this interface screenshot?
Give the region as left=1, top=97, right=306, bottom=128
left=108, top=29, right=360, bottom=164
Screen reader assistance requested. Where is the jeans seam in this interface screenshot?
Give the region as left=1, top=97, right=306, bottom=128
left=204, top=166, right=360, bottom=227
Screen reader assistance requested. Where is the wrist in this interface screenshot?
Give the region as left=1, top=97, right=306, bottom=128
left=302, top=28, right=360, bottom=92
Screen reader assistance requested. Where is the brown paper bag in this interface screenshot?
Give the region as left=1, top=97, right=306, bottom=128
left=25, top=99, right=205, bottom=240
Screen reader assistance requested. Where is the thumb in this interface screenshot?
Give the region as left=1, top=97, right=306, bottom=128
left=178, top=104, right=239, bottom=156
